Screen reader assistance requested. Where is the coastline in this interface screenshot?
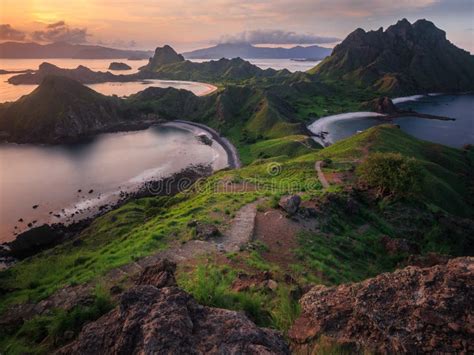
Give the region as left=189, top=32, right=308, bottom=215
left=163, top=120, right=242, bottom=169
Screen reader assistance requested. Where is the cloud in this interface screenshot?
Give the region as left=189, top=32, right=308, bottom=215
left=97, top=39, right=138, bottom=48
left=217, top=29, right=340, bottom=45
left=32, top=21, right=89, bottom=44
left=0, top=24, right=26, bottom=41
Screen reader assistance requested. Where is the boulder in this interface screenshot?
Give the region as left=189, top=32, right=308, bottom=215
left=194, top=223, right=220, bottom=240
left=136, top=259, right=177, bottom=288
left=279, top=195, right=301, bottom=215
left=7, top=224, right=61, bottom=258
left=289, top=257, right=474, bottom=353
left=56, top=262, right=289, bottom=355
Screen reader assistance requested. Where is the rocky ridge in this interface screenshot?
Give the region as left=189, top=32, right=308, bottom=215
left=289, top=257, right=474, bottom=353
left=56, top=260, right=289, bottom=354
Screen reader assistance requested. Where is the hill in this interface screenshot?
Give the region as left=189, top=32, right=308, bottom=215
left=182, top=42, right=331, bottom=60
left=0, top=41, right=153, bottom=59
left=139, top=45, right=292, bottom=82
left=0, top=75, right=128, bottom=143
left=311, top=19, right=474, bottom=95
left=139, top=45, right=185, bottom=71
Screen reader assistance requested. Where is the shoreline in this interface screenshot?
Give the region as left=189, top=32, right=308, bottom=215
left=0, top=120, right=240, bottom=262
left=164, top=120, right=241, bottom=169
left=0, top=164, right=213, bottom=267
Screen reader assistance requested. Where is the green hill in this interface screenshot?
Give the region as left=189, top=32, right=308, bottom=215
left=311, top=19, right=474, bottom=95
left=0, top=75, right=126, bottom=143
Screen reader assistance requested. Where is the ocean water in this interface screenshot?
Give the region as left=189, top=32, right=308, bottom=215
left=0, top=125, right=228, bottom=242
left=0, top=58, right=216, bottom=102
left=189, top=58, right=319, bottom=72
left=308, top=95, right=474, bottom=148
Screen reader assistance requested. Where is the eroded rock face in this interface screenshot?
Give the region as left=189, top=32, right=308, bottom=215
left=56, top=260, right=289, bottom=355
left=289, top=257, right=474, bottom=354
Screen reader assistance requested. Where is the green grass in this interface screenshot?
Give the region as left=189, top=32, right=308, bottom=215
left=0, top=284, right=113, bottom=354
left=177, top=263, right=300, bottom=332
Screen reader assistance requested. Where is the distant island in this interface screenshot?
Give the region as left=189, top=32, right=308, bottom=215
left=108, top=62, right=132, bottom=70
left=0, top=41, right=153, bottom=59
left=182, top=42, right=331, bottom=60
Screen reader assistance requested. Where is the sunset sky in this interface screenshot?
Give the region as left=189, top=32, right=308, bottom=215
left=1, top=0, right=473, bottom=52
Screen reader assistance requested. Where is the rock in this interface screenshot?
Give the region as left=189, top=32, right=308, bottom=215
left=88, top=189, right=94, bottom=194
left=136, top=259, right=177, bottom=288
left=279, top=195, right=301, bottom=215
left=231, top=272, right=273, bottom=292
left=381, top=235, right=420, bottom=255
left=404, top=252, right=451, bottom=268
left=32, top=204, right=39, bottom=209
left=140, top=45, right=185, bottom=71
left=266, top=279, right=278, bottom=291
left=362, top=96, right=398, bottom=114
left=56, top=269, right=289, bottom=354
left=108, top=62, right=131, bottom=70
left=197, top=134, right=213, bottom=146
left=289, top=257, right=474, bottom=354
left=194, top=223, right=220, bottom=240
left=6, top=224, right=61, bottom=258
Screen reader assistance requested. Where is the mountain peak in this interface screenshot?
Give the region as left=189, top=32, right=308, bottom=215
left=313, top=19, right=474, bottom=95
left=141, top=45, right=185, bottom=71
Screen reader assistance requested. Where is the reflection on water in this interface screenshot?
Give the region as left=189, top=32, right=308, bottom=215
left=0, top=58, right=216, bottom=102
left=308, top=95, right=474, bottom=148
left=189, top=58, right=319, bottom=72
left=0, top=126, right=227, bottom=242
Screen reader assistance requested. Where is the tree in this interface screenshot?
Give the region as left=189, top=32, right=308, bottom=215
left=357, top=152, right=424, bottom=197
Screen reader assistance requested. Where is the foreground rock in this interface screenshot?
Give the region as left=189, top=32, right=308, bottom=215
left=57, top=260, right=289, bottom=354
left=289, top=257, right=473, bottom=353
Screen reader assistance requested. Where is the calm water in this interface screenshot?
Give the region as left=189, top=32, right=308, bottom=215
left=0, top=58, right=217, bottom=102
left=190, top=58, right=319, bottom=72
left=308, top=95, right=474, bottom=148
left=0, top=125, right=227, bottom=242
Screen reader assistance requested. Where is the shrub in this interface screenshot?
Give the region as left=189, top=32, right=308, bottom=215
left=357, top=153, right=424, bottom=197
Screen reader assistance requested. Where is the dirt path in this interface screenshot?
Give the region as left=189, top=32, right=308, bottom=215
left=4, top=202, right=259, bottom=322
left=315, top=161, right=330, bottom=189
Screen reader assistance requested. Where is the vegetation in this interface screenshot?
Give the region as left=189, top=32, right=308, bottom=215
left=0, top=285, right=113, bottom=354
left=357, top=152, right=424, bottom=197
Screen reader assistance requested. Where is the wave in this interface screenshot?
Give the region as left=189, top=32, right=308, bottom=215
left=392, top=95, right=425, bottom=104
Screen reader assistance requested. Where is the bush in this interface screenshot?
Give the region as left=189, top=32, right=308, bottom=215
left=357, top=153, right=424, bottom=197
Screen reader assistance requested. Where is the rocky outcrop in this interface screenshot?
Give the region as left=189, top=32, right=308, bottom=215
left=289, top=257, right=474, bottom=353
left=140, top=45, right=185, bottom=71
left=312, top=19, right=474, bottom=94
left=56, top=259, right=289, bottom=355
left=108, top=62, right=131, bottom=70
left=361, top=96, right=398, bottom=114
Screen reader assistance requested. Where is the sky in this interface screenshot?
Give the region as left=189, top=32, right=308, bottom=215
left=0, top=0, right=473, bottom=52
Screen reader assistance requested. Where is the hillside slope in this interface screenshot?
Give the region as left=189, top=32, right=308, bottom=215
left=0, top=76, right=127, bottom=143
left=311, top=19, right=474, bottom=95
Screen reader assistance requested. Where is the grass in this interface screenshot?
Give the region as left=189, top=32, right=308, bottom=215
left=177, top=263, right=300, bottom=332
left=0, top=284, right=113, bottom=354
left=1, top=124, right=472, bottom=352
